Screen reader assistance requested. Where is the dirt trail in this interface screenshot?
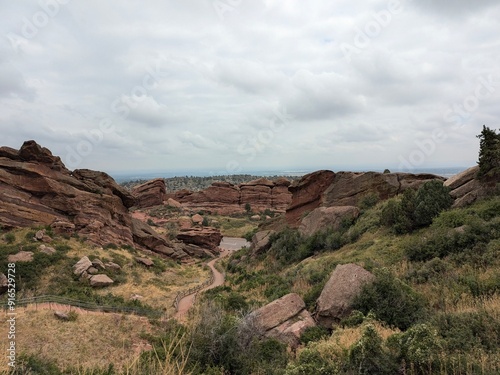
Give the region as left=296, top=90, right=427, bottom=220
left=174, top=237, right=249, bottom=320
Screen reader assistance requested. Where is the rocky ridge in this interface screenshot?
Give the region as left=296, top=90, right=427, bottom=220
left=0, top=141, right=211, bottom=261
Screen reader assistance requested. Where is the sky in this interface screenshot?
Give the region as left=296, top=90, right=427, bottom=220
left=1, top=0, right=500, bottom=177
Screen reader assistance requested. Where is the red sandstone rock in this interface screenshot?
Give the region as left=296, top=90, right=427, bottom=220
left=176, top=227, right=222, bottom=251
left=132, top=178, right=167, bottom=208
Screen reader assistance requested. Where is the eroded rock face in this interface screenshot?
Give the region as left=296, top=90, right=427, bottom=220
left=315, top=264, right=375, bottom=328
left=250, top=230, right=275, bottom=255
left=167, top=178, right=292, bottom=215
left=176, top=227, right=222, bottom=251
left=286, top=170, right=444, bottom=228
left=247, top=293, right=316, bottom=348
left=0, top=141, right=193, bottom=261
left=132, top=179, right=167, bottom=208
left=299, top=206, right=360, bottom=237
left=286, top=170, right=336, bottom=227
left=73, top=256, right=92, bottom=276
left=444, top=166, right=493, bottom=208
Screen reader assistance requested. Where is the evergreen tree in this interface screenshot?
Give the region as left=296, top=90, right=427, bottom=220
left=477, top=125, right=500, bottom=180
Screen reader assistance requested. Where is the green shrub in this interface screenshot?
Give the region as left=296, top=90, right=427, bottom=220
left=348, top=324, right=398, bottom=375
left=300, top=326, right=330, bottom=345
left=359, top=193, right=379, bottom=210
left=285, top=348, right=339, bottom=375
left=352, top=269, right=427, bottom=330
left=4, top=232, right=15, bottom=244
left=340, top=310, right=366, bottom=328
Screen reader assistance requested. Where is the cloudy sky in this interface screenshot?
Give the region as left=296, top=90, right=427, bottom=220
left=1, top=0, right=499, bottom=177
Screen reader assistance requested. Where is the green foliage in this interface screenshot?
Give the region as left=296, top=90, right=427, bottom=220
left=244, top=203, right=252, bottom=213
left=300, top=326, right=330, bottom=345
left=340, top=310, right=366, bottom=328
left=359, top=192, right=379, bottom=210
left=13, top=354, right=63, bottom=375
left=432, top=310, right=500, bottom=352
left=285, top=348, right=338, bottom=375
left=381, top=181, right=452, bottom=233
left=348, top=324, right=398, bottom=375
left=477, top=125, right=500, bottom=180
left=67, top=310, right=79, bottom=322
left=4, top=232, right=15, bottom=244
left=352, top=269, right=427, bottom=330
left=202, top=216, right=209, bottom=226
left=244, top=227, right=258, bottom=242
left=388, top=324, right=442, bottom=373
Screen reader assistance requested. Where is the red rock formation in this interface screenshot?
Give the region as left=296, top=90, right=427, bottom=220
left=167, top=178, right=292, bottom=215
left=176, top=227, right=223, bottom=251
left=0, top=140, right=191, bottom=261
left=286, top=170, right=336, bottom=227
left=132, top=178, right=167, bottom=208
left=286, top=170, right=445, bottom=227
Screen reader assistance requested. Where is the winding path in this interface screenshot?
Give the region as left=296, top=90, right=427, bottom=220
left=174, top=237, right=249, bottom=320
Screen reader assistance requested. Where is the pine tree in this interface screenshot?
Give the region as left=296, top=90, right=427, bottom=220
left=477, top=125, right=500, bottom=180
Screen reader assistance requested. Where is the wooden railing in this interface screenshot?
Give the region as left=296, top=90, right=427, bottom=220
left=173, top=267, right=215, bottom=312
left=1, top=295, right=163, bottom=319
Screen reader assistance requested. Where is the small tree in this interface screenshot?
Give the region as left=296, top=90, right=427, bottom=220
left=244, top=203, right=251, bottom=214
left=477, top=125, right=500, bottom=181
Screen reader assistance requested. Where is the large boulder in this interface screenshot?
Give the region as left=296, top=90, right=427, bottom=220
left=176, top=227, right=223, bottom=251
left=299, top=206, right=360, bottom=236
left=131, top=178, right=167, bottom=208
left=250, top=230, right=275, bottom=255
left=247, top=293, right=316, bottom=348
left=89, top=274, right=114, bottom=287
left=73, top=256, right=93, bottom=276
left=315, top=264, right=375, bottom=328
left=444, top=166, right=493, bottom=208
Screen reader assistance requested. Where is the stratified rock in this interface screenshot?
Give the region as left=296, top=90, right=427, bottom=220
left=167, top=178, right=292, bottom=215
left=50, top=220, right=75, bottom=234
left=132, top=179, right=167, bottom=208
left=0, top=140, right=137, bottom=248
left=247, top=293, right=316, bottom=348
left=73, top=256, right=92, bottom=276
left=250, top=230, right=275, bottom=255
left=299, top=206, right=360, bottom=236
left=90, top=274, right=114, bottom=287
left=176, top=227, right=222, bottom=251
left=315, top=264, right=375, bottom=328
left=0, top=273, right=8, bottom=294
left=444, top=166, right=479, bottom=190
left=8, top=251, right=34, bottom=263
left=286, top=170, right=336, bottom=227
left=135, top=257, right=154, bottom=267
left=131, top=218, right=188, bottom=260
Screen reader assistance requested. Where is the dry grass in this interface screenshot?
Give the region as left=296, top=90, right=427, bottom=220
left=0, top=308, right=153, bottom=372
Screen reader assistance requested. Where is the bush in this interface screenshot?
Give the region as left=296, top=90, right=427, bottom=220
left=352, top=269, right=427, bottom=330
left=285, top=348, right=339, bottom=375
left=348, top=324, right=398, bottom=375
left=4, top=232, right=15, bottom=244
left=359, top=193, right=379, bottom=210
left=300, top=326, right=330, bottom=345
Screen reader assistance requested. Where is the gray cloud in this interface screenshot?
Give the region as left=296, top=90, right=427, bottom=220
left=1, top=0, right=499, bottom=174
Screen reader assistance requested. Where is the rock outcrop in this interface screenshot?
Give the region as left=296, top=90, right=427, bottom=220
left=286, top=170, right=444, bottom=227
left=176, top=227, right=223, bottom=251
left=167, top=178, right=292, bottom=215
left=73, top=256, right=93, bottom=276
left=0, top=140, right=197, bottom=261
left=8, top=251, right=34, bottom=263
left=315, top=264, right=375, bottom=328
left=299, top=206, right=360, bottom=236
left=247, top=293, right=316, bottom=348
left=444, top=166, right=494, bottom=208
left=132, top=178, right=167, bottom=208
left=250, top=230, right=275, bottom=255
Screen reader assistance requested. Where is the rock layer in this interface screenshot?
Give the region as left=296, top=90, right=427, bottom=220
left=286, top=170, right=445, bottom=227
left=0, top=140, right=193, bottom=261
left=167, top=178, right=292, bottom=215
left=132, top=179, right=167, bottom=208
